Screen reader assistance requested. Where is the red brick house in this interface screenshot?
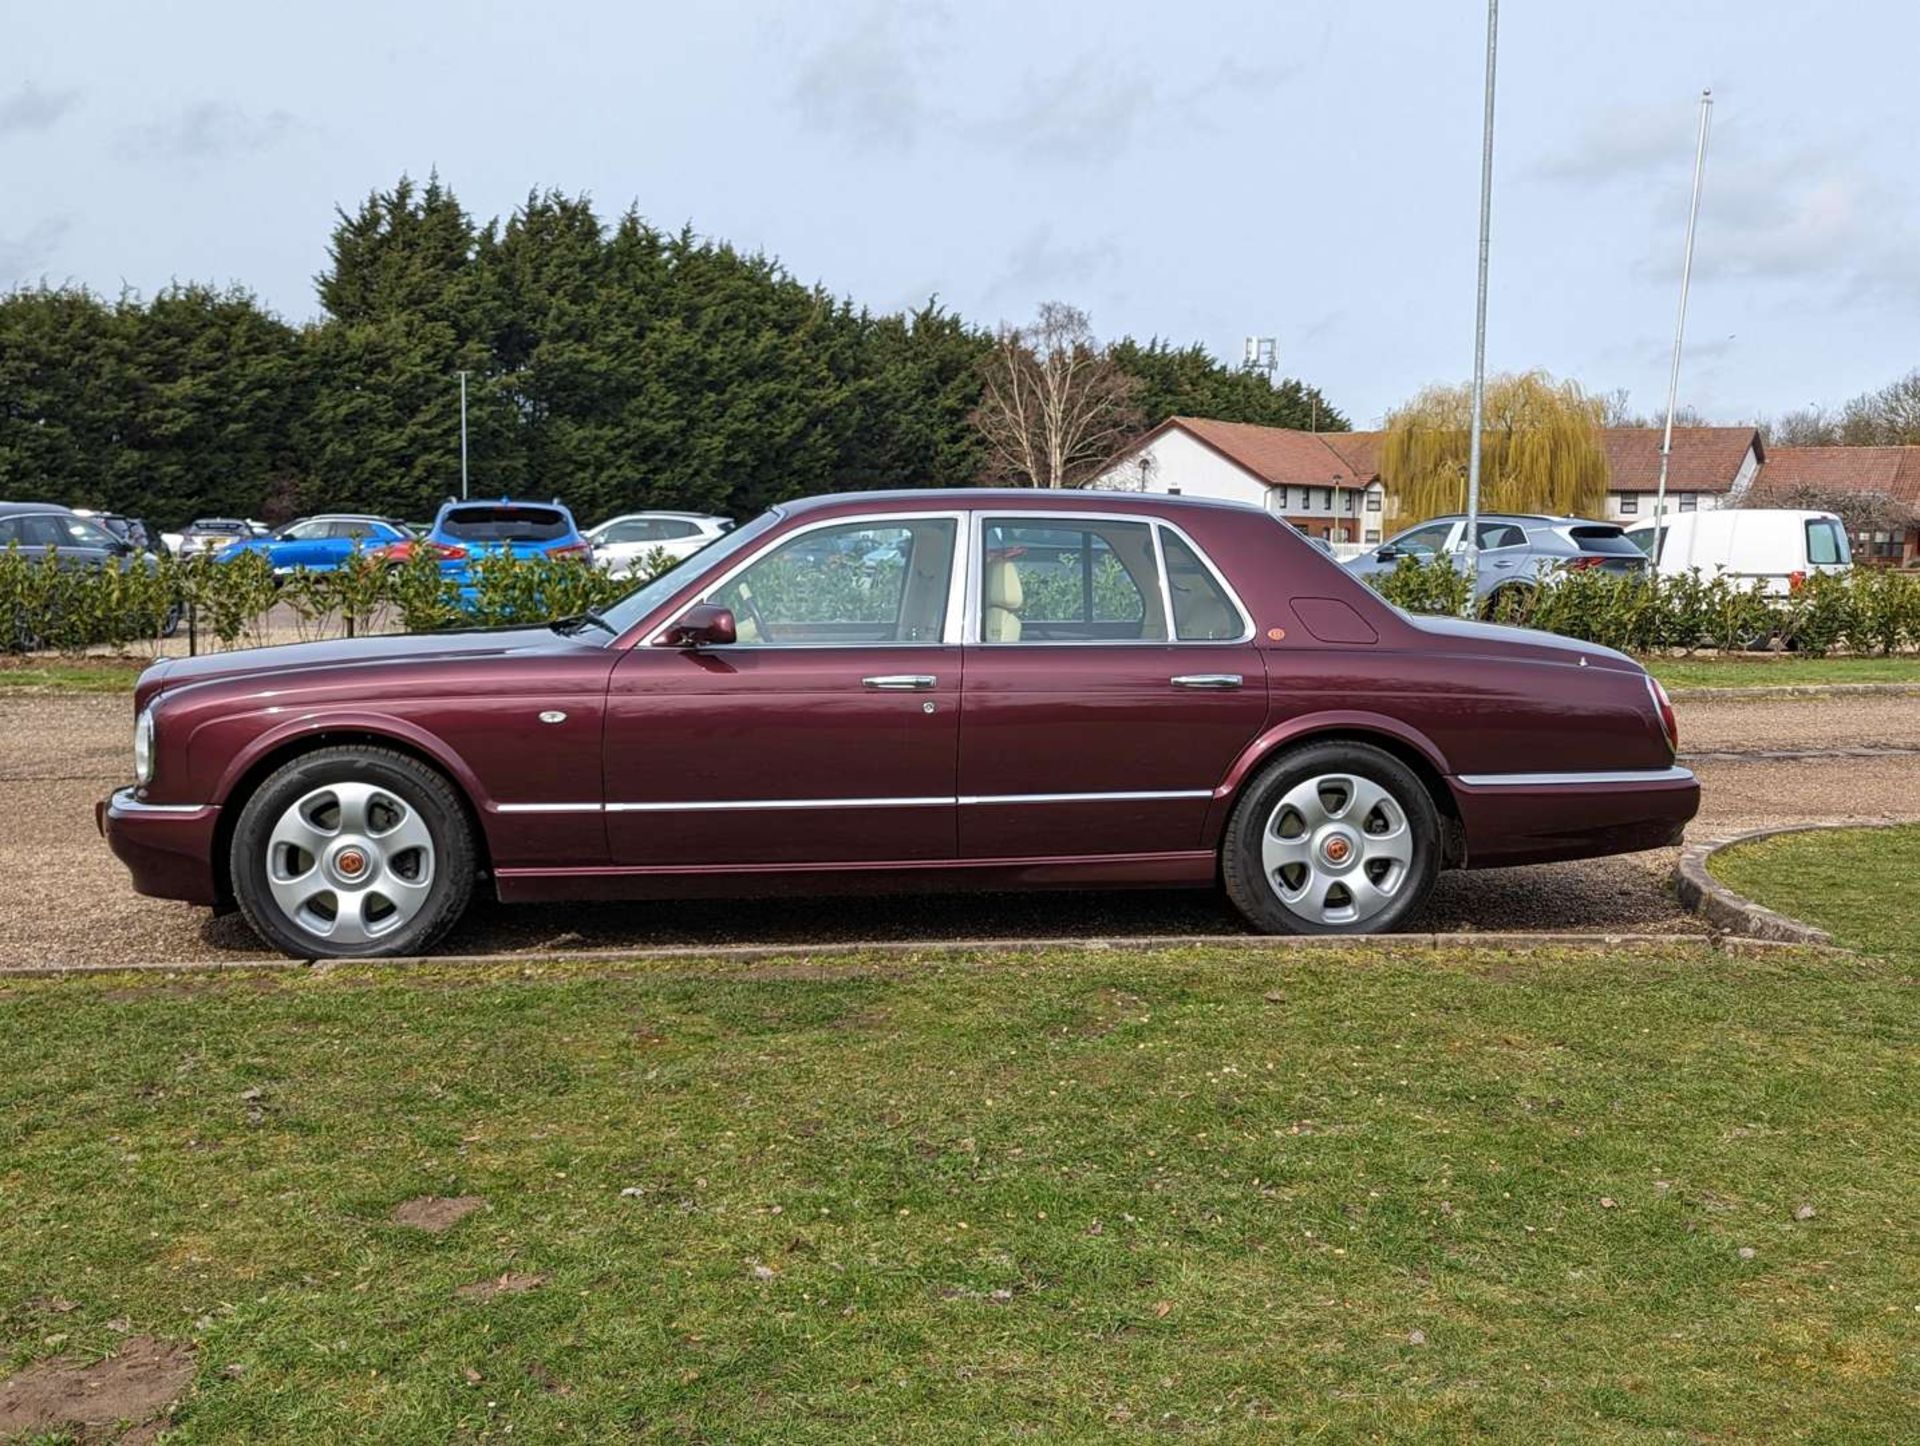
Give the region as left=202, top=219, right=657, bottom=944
left=1752, top=446, right=1920, bottom=564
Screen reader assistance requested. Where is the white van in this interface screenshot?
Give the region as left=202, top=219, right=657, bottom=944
left=1623, top=508, right=1851, bottom=595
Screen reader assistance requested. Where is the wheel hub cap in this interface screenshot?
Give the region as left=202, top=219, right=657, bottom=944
left=265, top=782, right=435, bottom=945
left=1260, top=772, right=1416, bottom=927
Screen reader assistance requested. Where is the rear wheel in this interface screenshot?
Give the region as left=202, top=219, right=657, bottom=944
left=230, top=746, right=475, bottom=959
left=1222, top=742, right=1440, bottom=935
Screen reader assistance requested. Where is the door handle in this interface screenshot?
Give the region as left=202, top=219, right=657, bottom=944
left=1171, top=673, right=1243, bottom=689
left=862, top=674, right=937, bottom=690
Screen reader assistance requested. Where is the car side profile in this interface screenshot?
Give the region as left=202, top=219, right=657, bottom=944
left=1622, top=508, right=1851, bottom=595
left=0, top=502, right=152, bottom=567
left=585, top=511, right=734, bottom=577
left=100, top=490, right=1697, bottom=960
left=1345, top=513, right=1647, bottom=611
left=216, top=513, right=411, bottom=574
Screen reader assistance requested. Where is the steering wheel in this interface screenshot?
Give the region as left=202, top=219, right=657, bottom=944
left=737, top=587, right=775, bottom=644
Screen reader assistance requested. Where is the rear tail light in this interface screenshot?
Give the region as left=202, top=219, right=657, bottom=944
left=1646, top=675, right=1678, bottom=755
left=1564, top=556, right=1605, bottom=571
left=370, top=540, right=467, bottom=563
left=1788, top=570, right=1807, bottom=592
left=548, top=541, right=592, bottom=562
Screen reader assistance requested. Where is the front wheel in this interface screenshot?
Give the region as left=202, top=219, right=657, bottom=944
left=1222, top=742, right=1440, bottom=935
left=230, top=746, right=476, bottom=959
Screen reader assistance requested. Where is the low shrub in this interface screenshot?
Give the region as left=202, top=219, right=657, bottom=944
left=1365, top=554, right=1920, bottom=657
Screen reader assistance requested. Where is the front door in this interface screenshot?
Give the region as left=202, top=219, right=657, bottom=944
left=604, top=513, right=965, bottom=867
left=957, top=514, right=1269, bottom=860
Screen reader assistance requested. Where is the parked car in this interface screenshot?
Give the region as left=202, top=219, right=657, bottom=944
left=72, top=510, right=154, bottom=550
left=585, top=512, right=733, bottom=578
left=1, top=502, right=178, bottom=637
left=371, top=499, right=592, bottom=592
left=1622, top=509, right=1850, bottom=594
left=216, top=514, right=412, bottom=575
left=1346, top=513, right=1648, bottom=611
left=0, top=502, right=149, bottom=568
left=170, top=518, right=262, bottom=556
left=100, top=489, right=1697, bottom=960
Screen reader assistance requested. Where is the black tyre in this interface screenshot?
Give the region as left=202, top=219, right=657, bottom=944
left=1222, top=741, right=1441, bottom=935
left=229, top=745, right=476, bottom=959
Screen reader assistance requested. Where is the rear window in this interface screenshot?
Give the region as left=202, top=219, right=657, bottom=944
left=440, top=505, right=571, bottom=543
left=1805, top=518, right=1849, bottom=566
left=1564, top=524, right=1646, bottom=557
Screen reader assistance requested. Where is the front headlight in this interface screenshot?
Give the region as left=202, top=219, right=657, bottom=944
left=133, top=707, right=156, bottom=786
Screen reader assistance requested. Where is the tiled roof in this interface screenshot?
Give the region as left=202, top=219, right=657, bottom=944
left=1146, top=417, right=1378, bottom=489
left=1755, top=446, right=1920, bottom=507
left=1601, top=426, right=1761, bottom=494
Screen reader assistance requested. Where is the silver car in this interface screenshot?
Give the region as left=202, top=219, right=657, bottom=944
left=1345, top=513, right=1648, bottom=609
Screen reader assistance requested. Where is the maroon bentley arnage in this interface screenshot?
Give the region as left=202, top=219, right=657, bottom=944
left=100, top=490, right=1697, bottom=958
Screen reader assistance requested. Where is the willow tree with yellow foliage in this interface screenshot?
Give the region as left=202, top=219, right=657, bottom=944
left=1379, top=372, right=1610, bottom=526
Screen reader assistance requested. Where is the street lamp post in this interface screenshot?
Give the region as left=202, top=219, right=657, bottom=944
left=457, top=370, right=470, bottom=501
left=1461, top=0, right=1499, bottom=615
left=1651, top=90, right=1714, bottom=560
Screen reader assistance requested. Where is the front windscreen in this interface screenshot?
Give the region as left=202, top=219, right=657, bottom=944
left=594, top=509, right=783, bottom=635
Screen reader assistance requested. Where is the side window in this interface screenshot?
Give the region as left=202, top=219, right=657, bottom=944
left=654, top=519, right=699, bottom=540
left=0, top=519, right=19, bottom=545
left=1392, top=523, right=1453, bottom=556
left=19, top=515, right=68, bottom=548
left=709, top=518, right=957, bottom=645
left=979, top=519, right=1165, bottom=644
left=1162, top=530, right=1244, bottom=641
left=1478, top=522, right=1526, bottom=550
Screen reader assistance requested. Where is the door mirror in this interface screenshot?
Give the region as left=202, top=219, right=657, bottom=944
left=655, top=602, right=736, bottom=648
left=1375, top=544, right=1400, bottom=561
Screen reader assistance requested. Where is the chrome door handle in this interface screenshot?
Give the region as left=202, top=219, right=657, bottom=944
left=862, top=674, right=937, bottom=690
left=1171, top=673, right=1243, bottom=689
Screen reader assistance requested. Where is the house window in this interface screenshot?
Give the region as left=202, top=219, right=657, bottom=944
left=1619, top=493, right=1638, bottom=515
left=1321, top=488, right=1333, bottom=510
left=1365, top=491, right=1381, bottom=511
left=1679, top=493, right=1697, bottom=512
left=1364, top=529, right=1382, bottom=544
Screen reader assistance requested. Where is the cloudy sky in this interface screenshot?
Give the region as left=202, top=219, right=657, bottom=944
left=6, top=0, right=1916, bottom=427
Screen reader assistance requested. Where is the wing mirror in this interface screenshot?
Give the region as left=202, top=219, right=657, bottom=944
left=655, top=602, right=736, bottom=648
left=1375, top=544, right=1400, bottom=561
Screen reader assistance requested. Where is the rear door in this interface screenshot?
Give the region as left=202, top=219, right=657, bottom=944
left=956, top=513, right=1268, bottom=861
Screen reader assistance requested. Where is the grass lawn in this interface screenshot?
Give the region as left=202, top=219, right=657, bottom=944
left=1711, top=824, right=1920, bottom=957
left=0, top=656, right=150, bottom=692
left=1646, top=654, right=1920, bottom=690
left=3, top=944, right=1917, bottom=1441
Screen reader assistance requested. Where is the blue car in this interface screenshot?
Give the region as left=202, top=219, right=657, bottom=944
left=217, top=514, right=411, bottom=574
left=383, top=499, right=594, bottom=598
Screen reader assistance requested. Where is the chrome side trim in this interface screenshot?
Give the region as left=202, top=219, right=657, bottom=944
left=498, top=789, right=1218, bottom=815
left=955, top=789, right=1212, bottom=806
left=606, top=796, right=952, bottom=814
left=1455, top=767, right=1696, bottom=788
left=108, top=789, right=208, bottom=815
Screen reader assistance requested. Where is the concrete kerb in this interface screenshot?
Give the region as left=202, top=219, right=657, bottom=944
left=1674, top=820, right=1909, bottom=945
left=0, top=928, right=1828, bottom=981
left=1665, top=681, right=1920, bottom=702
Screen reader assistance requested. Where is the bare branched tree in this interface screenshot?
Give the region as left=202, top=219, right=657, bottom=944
left=1747, top=480, right=1917, bottom=540
left=970, top=302, right=1143, bottom=488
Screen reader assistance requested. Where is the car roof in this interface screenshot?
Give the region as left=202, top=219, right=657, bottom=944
left=1411, top=512, right=1603, bottom=526
left=776, top=488, right=1270, bottom=519
left=0, top=502, right=78, bottom=517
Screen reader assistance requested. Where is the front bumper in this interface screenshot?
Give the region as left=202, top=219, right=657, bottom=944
left=97, top=788, right=223, bottom=906
left=1452, top=766, right=1700, bottom=869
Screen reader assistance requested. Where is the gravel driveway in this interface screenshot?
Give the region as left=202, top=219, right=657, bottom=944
left=6, top=691, right=1915, bottom=968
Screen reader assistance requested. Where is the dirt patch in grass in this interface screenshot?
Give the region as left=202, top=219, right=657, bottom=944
left=455, top=1271, right=549, bottom=1301
left=392, top=1195, right=484, bottom=1232
left=0, top=1334, right=194, bottom=1439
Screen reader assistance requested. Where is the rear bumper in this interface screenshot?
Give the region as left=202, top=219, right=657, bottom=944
left=97, top=789, right=223, bottom=906
left=1451, top=766, right=1699, bottom=869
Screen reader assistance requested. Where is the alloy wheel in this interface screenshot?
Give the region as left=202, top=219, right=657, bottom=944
left=264, top=781, right=436, bottom=945
left=1260, top=772, right=1415, bottom=927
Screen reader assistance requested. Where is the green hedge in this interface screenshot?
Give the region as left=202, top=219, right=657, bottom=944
left=1366, top=557, right=1920, bottom=656
left=0, top=545, right=677, bottom=655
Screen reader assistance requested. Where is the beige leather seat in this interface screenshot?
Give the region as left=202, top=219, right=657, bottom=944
left=982, top=558, right=1023, bottom=642
left=1173, top=588, right=1236, bottom=641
